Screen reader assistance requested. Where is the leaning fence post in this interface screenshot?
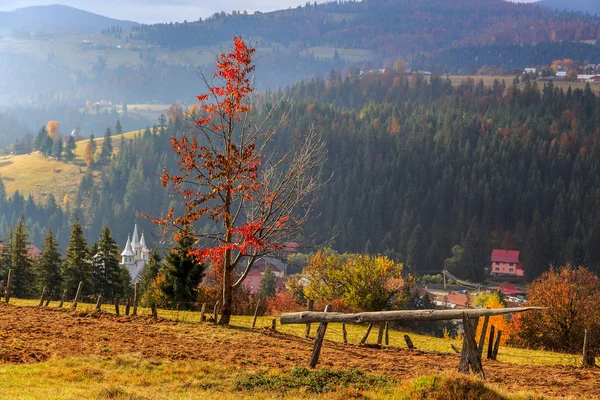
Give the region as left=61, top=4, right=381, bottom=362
left=39, top=286, right=47, bottom=307
left=305, top=299, right=314, bottom=338
left=4, top=269, right=12, bottom=303
left=151, top=302, right=158, bottom=318
left=72, top=281, right=83, bottom=310
left=487, top=325, right=495, bottom=360
left=132, top=282, right=139, bottom=316
left=342, top=322, right=348, bottom=345
left=459, top=314, right=484, bottom=377
left=95, top=295, right=103, bottom=312
left=125, top=297, right=131, bottom=316
left=478, top=315, right=490, bottom=357
left=583, top=329, right=595, bottom=367
left=58, top=289, right=67, bottom=308
left=308, top=304, right=332, bottom=368
left=251, top=300, right=260, bottom=328
left=360, top=323, right=373, bottom=345
left=114, top=297, right=120, bottom=315
left=45, top=291, right=52, bottom=307
left=404, top=334, right=416, bottom=350
left=385, top=322, right=390, bottom=346
left=492, top=330, right=502, bottom=360
left=271, top=318, right=277, bottom=331
left=200, top=303, right=207, bottom=323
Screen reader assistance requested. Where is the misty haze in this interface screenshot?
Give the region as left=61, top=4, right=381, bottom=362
left=1, top=0, right=600, bottom=398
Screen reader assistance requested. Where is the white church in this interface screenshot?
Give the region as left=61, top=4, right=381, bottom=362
left=121, top=224, right=150, bottom=282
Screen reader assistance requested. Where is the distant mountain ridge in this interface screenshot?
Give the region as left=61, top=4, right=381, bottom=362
left=0, top=4, right=139, bottom=35
left=538, top=0, right=600, bottom=16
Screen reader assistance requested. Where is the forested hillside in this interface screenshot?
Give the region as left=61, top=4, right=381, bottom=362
left=4, top=71, right=600, bottom=283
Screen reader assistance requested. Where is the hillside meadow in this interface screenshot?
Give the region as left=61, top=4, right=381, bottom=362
left=0, top=129, right=143, bottom=203
left=3, top=302, right=597, bottom=399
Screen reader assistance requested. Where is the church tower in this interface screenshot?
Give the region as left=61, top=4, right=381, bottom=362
left=121, top=224, right=150, bottom=282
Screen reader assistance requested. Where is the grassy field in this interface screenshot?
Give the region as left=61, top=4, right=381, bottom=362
left=2, top=302, right=582, bottom=399
left=9, top=298, right=580, bottom=368
left=447, top=75, right=600, bottom=94
left=0, top=129, right=144, bottom=203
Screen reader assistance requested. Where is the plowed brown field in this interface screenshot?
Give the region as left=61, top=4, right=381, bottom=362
left=1, top=303, right=598, bottom=398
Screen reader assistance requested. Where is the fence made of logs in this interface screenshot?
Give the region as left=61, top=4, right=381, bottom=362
left=280, top=306, right=548, bottom=375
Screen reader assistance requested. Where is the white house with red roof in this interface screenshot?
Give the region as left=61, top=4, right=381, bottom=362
left=490, top=249, right=524, bottom=277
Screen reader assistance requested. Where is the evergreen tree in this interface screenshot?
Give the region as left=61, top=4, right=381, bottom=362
left=139, top=249, right=162, bottom=301
left=91, top=225, right=125, bottom=297
left=462, top=218, right=487, bottom=282
left=8, top=216, right=35, bottom=298
left=34, top=126, right=48, bottom=150
left=406, top=224, right=426, bottom=273
left=62, top=220, right=92, bottom=297
left=53, top=136, right=63, bottom=160
left=524, top=210, right=551, bottom=281
left=258, top=266, right=277, bottom=299
left=98, top=127, right=113, bottom=163
left=35, top=227, right=63, bottom=295
left=115, top=119, right=123, bottom=136
left=159, top=230, right=205, bottom=308
left=89, top=134, right=97, bottom=152
left=64, top=136, right=76, bottom=161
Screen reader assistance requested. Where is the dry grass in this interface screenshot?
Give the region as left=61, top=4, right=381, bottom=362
left=0, top=129, right=143, bottom=203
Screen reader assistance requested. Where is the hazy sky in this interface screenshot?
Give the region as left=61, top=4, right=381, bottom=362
left=0, top=1, right=542, bottom=24
left=0, top=1, right=334, bottom=24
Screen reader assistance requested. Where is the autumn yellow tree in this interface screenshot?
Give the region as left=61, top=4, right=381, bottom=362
left=475, top=292, right=510, bottom=346
left=83, top=143, right=95, bottom=166
left=47, top=121, right=60, bottom=141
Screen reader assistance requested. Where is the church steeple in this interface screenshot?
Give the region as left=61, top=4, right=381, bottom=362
left=131, top=224, right=140, bottom=249
left=120, top=235, right=134, bottom=265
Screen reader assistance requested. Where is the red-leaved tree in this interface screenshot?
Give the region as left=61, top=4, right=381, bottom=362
left=151, top=37, right=326, bottom=325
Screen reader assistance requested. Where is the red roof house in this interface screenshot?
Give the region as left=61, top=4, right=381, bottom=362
left=490, top=250, right=524, bottom=277
left=499, top=284, right=525, bottom=296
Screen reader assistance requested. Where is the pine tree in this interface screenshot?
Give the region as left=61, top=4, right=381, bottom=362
left=64, top=136, right=76, bottom=161
left=98, top=127, right=113, bottom=163
left=524, top=210, right=551, bottom=281
left=34, top=126, right=48, bottom=150
left=159, top=230, right=205, bottom=308
left=53, top=136, right=63, bottom=160
left=62, top=220, right=92, bottom=297
left=462, top=218, right=487, bottom=282
left=8, top=216, right=35, bottom=298
left=35, top=227, right=62, bottom=295
left=139, top=249, right=162, bottom=301
left=406, top=224, right=426, bottom=273
left=92, top=226, right=125, bottom=297
left=258, top=266, right=277, bottom=299
left=115, top=119, right=123, bottom=136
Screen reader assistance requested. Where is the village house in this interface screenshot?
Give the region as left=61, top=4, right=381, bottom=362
left=490, top=249, right=524, bottom=277
left=433, top=292, right=475, bottom=309
left=241, top=256, right=289, bottom=295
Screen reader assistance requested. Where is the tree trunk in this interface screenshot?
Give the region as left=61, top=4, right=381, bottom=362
left=219, top=265, right=233, bottom=325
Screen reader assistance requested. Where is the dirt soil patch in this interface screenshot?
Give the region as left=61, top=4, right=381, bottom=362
left=1, top=304, right=598, bottom=398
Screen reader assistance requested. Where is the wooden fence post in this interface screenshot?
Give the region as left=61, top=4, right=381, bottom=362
left=404, top=334, right=416, bottom=350
left=360, top=323, right=373, bottom=344
left=583, top=329, right=595, bottom=367
left=132, top=282, right=139, bottom=316
left=478, top=315, right=490, bottom=357
left=45, top=291, right=52, bottom=307
left=58, top=289, right=67, bottom=308
left=308, top=304, right=332, bottom=368
left=458, top=314, right=484, bottom=377
left=385, top=322, right=390, bottom=346
left=72, top=281, right=83, bottom=310
left=95, top=295, right=103, bottom=312
left=213, top=301, right=220, bottom=323
left=271, top=318, right=277, bottom=331
left=151, top=302, right=158, bottom=318
left=305, top=299, right=314, bottom=338
left=492, top=330, right=502, bottom=360
left=251, top=301, right=259, bottom=328
left=487, top=325, right=495, bottom=360
left=39, top=286, right=47, bottom=307
left=4, top=269, right=12, bottom=304
left=342, top=323, right=348, bottom=344
left=200, top=303, right=207, bottom=323
left=125, top=297, right=131, bottom=316
left=377, top=322, right=385, bottom=345
left=114, top=298, right=120, bottom=315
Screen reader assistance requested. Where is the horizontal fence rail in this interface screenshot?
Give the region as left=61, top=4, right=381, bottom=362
left=280, top=307, right=545, bottom=325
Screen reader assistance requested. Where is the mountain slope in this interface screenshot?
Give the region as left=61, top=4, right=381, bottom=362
left=1, top=4, right=139, bottom=35
left=538, top=0, right=600, bottom=16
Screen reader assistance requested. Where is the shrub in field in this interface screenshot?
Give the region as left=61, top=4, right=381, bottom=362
left=514, top=265, right=600, bottom=353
